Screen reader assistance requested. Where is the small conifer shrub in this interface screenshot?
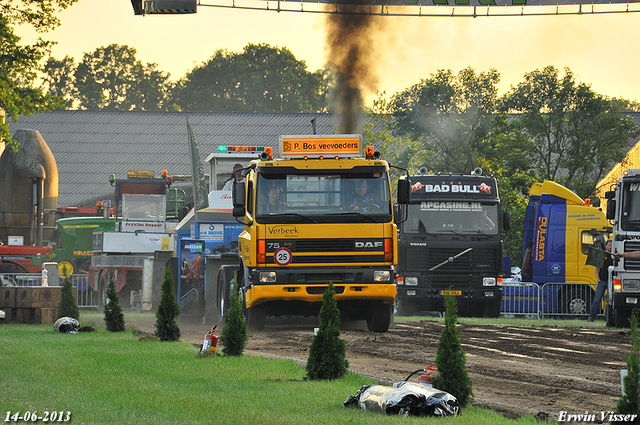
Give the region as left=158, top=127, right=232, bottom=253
left=104, top=272, right=125, bottom=332
left=220, top=273, right=247, bottom=356
left=155, top=266, right=181, bottom=342
left=614, top=308, right=640, bottom=424
left=57, top=275, right=79, bottom=320
left=431, top=294, right=473, bottom=407
left=306, top=282, right=349, bottom=380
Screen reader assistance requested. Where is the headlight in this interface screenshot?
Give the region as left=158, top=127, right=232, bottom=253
left=483, top=277, right=496, bottom=286
left=259, top=271, right=276, bottom=283
left=374, top=271, right=391, bottom=282
left=405, top=277, right=418, bottom=286
left=623, top=279, right=640, bottom=291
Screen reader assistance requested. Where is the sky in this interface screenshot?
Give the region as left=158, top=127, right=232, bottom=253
left=14, top=0, right=640, bottom=107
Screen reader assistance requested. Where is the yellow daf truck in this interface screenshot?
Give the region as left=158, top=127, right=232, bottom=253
left=230, top=134, right=407, bottom=332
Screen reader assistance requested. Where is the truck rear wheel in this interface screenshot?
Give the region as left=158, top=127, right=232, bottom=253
left=367, top=301, right=391, bottom=333
left=560, top=286, right=593, bottom=316
left=605, top=305, right=615, bottom=327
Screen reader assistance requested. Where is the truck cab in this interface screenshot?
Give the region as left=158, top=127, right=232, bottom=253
left=395, top=172, right=507, bottom=317
left=231, top=135, right=403, bottom=332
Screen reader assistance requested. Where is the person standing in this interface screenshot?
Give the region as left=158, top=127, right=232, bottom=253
left=588, top=239, right=613, bottom=322
left=222, top=164, right=244, bottom=191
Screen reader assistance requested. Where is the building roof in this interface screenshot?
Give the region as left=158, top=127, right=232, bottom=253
left=6, top=110, right=381, bottom=207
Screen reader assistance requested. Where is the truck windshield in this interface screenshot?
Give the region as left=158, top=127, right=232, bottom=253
left=621, top=182, right=640, bottom=230
left=122, top=194, right=166, bottom=222
left=403, top=202, right=499, bottom=235
left=255, top=172, right=392, bottom=223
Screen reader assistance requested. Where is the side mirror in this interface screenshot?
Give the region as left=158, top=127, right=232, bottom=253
left=232, top=181, right=246, bottom=208
left=397, top=178, right=411, bottom=204
left=605, top=191, right=615, bottom=220
left=503, top=211, right=512, bottom=231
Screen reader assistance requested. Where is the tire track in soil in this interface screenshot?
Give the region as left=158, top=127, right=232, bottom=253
left=137, top=316, right=631, bottom=422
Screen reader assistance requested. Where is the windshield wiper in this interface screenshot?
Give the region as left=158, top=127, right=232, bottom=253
left=332, top=212, right=379, bottom=223
left=439, top=229, right=465, bottom=237
left=266, top=213, right=318, bottom=223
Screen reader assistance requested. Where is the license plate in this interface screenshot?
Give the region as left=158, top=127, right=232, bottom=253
left=440, top=290, right=462, bottom=296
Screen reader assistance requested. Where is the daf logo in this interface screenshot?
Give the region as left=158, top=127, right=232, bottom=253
left=355, top=241, right=383, bottom=248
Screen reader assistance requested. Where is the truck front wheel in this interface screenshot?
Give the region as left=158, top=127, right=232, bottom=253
left=606, top=305, right=615, bottom=327
left=483, top=299, right=502, bottom=318
left=615, top=307, right=631, bottom=328
left=367, top=301, right=391, bottom=333
left=245, top=302, right=266, bottom=331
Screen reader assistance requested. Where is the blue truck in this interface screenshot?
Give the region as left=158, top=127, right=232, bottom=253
left=502, top=181, right=611, bottom=317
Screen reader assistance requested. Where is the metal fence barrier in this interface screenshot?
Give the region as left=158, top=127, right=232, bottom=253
left=501, top=282, right=541, bottom=318
left=500, top=281, right=600, bottom=319
left=0, top=273, right=97, bottom=309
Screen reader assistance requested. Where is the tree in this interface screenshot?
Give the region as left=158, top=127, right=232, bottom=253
left=500, top=66, right=640, bottom=199
left=74, top=44, right=171, bottom=111
left=0, top=0, right=78, bottom=150
left=389, top=67, right=501, bottom=174
left=41, top=55, right=77, bottom=109
left=104, top=273, right=125, bottom=332
left=57, top=275, right=79, bottom=320
left=431, top=295, right=473, bottom=407
left=220, top=274, right=247, bottom=357
left=171, top=43, right=327, bottom=113
left=306, top=283, right=349, bottom=380
left=615, top=308, right=640, bottom=424
left=155, top=266, right=181, bottom=341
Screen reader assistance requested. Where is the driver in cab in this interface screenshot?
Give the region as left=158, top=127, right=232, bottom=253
left=348, top=179, right=378, bottom=212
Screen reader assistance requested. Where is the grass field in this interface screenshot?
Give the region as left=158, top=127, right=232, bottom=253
left=1, top=314, right=545, bottom=425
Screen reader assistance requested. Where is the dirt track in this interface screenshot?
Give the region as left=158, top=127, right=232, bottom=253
left=132, top=315, right=630, bottom=423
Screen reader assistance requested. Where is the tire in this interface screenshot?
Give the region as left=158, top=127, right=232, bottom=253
left=395, top=297, right=416, bottom=317
left=561, top=286, right=594, bottom=316
left=245, top=298, right=266, bottom=331
left=615, top=307, right=631, bottom=328
left=605, top=305, right=615, bottom=327
left=367, top=301, right=392, bottom=333
left=483, top=299, right=502, bottom=318
left=57, top=258, right=77, bottom=277
left=96, top=271, right=108, bottom=311
left=216, top=271, right=231, bottom=322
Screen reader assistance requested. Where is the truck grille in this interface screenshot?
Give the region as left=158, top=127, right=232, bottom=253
left=624, top=241, right=640, bottom=271
left=405, top=247, right=497, bottom=273
left=266, top=238, right=387, bottom=265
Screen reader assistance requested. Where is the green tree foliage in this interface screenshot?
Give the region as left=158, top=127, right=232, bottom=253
left=500, top=66, right=640, bottom=199
left=57, top=275, right=79, bottom=320
left=306, top=283, right=349, bottom=380
left=155, top=267, right=181, bottom=341
left=171, top=43, right=327, bottom=113
left=0, top=0, right=78, bottom=150
left=431, top=295, right=473, bottom=407
left=220, top=274, right=247, bottom=356
left=389, top=67, right=500, bottom=174
left=42, top=55, right=77, bottom=109
left=104, top=273, right=125, bottom=332
left=74, top=44, right=171, bottom=111
left=615, top=309, right=640, bottom=424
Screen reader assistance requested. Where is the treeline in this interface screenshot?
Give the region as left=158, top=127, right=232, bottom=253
left=365, top=67, right=640, bottom=261
left=29, top=45, right=640, bottom=262
left=40, top=43, right=327, bottom=113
